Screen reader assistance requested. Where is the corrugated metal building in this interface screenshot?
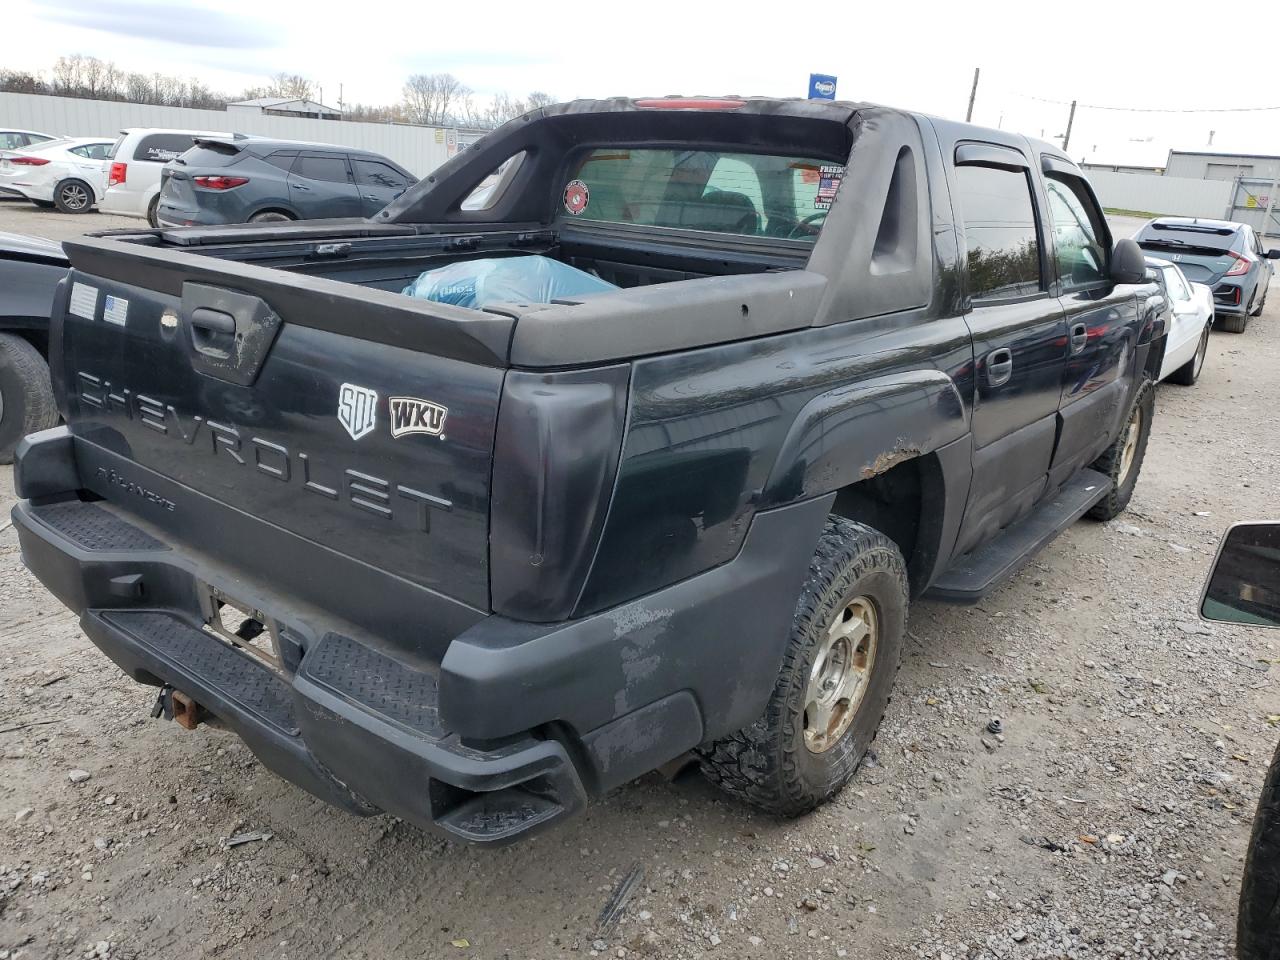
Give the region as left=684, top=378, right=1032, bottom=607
left=1164, top=151, right=1280, bottom=182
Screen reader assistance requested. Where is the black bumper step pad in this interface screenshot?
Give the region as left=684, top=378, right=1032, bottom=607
left=298, top=633, right=448, bottom=740
left=100, top=611, right=297, bottom=735
left=31, top=501, right=165, bottom=552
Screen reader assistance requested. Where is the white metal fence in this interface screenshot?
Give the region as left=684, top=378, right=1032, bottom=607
left=1085, top=170, right=1233, bottom=220
left=0, top=92, right=466, bottom=176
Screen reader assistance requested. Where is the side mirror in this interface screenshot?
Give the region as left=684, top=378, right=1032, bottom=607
left=1110, top=238, right=1147, bottom=284
left=1202, top=522, right=1280, bottom=628
left=1266, top=248, right=1280, bottom=260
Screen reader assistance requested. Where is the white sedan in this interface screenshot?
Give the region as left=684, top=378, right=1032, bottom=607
left=0, top=137, right=114, bottom=214
left=1149, top=256, right=1214, bottom=386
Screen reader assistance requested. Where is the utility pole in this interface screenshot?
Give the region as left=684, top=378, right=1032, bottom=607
left=966, top=68, right=979, bottom=122
left=1061, top=99, right=1077, bottom=151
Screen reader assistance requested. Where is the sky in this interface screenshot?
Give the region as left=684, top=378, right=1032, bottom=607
left=6, top=0, right=1280, bottom=166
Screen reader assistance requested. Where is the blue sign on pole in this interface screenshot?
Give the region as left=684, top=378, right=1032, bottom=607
left=808, top=73, right=837, bottom=100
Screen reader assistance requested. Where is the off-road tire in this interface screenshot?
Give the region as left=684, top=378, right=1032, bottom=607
left=1086, top=379, right=1154, bottom=521
left=1219, top=312, right=1248, bottom=333
left=0, top=333, right=58, bottom=464
left=1168, top=323, right=1209, bottom=386
left=697, top=517, right=908, bottom=817
left=1239, top=740, right=1280, bottom=960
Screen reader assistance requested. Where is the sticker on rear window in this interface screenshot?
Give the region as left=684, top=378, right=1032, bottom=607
left=563, top=179, right=590, bottom=216
left=103, top=294, right=129, bottom=327
left=69, top=282, right=98, bottom=320
left=815, top=165, right=844, bottom=210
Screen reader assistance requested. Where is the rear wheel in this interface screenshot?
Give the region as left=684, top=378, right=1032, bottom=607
left=0, top=334, right=58, bottom=464
left=1239, top=740, right=1280, bottom=960
left=1087, top=380, right=1154, bottom=521
left=53, top=179, right=93, bottom=214
left=1168, top=323, right=1210, bottom=386
left=1220, top=312, right=1248, bottom=334
left=249, top=210, right=294, bottom=223
left=146, top=195, right=160, bottom=228
left=698, top=517, right=907, bottom=817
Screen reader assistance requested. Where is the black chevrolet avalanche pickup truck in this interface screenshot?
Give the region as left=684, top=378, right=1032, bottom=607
left=11, top=97, right=1164, bottom=844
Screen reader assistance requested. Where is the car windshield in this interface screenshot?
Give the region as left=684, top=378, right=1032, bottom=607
left=562, top=147, right=844, bottom=242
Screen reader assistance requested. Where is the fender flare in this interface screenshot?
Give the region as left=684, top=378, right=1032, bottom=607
left=762, top=368, right=970, bottom=505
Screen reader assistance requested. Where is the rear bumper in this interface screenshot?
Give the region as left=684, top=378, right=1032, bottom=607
left=14, top=427, right=830, bottom=843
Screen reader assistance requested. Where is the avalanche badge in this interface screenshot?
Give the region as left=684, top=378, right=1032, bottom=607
left=389, top=397, right=449, bottom=439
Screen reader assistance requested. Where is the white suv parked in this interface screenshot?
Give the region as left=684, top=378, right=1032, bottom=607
left=101, top=128, right=231, bottom=225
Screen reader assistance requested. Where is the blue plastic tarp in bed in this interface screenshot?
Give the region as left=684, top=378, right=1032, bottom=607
left=401, top=255, right=617, bottom=309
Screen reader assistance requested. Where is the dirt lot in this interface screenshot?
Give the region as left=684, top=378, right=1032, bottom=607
left=1, top=207, right=1278, bottom=960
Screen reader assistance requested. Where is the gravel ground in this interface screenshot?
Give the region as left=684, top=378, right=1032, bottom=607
left=1, top=209, right=1278, bottom=959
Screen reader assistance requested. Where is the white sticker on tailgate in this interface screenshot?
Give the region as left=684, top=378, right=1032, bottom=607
left=103, top=294, right=129, bottom=327
left=69, top=282, right=98, bottom=320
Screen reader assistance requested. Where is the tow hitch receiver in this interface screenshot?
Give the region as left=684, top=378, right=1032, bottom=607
left=150, top=684, right=205, bottom=729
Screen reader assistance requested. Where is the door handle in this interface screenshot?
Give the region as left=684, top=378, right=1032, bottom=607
left=291, top=182, right=310, bottom=191
left=986, top=348, right=1013, bottom=388
left=1070, top=322, right=1089, bottom=354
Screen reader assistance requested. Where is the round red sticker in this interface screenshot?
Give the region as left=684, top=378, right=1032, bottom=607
left=563, top=179, right=590, bottom=215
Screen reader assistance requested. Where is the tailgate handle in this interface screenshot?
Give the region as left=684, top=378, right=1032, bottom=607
left=190, top=307, right=236, bottom=357
left=181, top=283, right=282, bottom=387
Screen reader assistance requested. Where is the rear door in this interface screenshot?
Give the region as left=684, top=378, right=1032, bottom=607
left=1041, top=163, right=1137, bottom=488
left=352, top=158, right=413, bottom=216
left=950, top=143, right=1068, bottom=556
left=287, top=153, right=361, bottom=218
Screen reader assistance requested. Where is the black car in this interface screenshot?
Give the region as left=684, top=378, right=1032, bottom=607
left=14, top=97, right=1163, bottom=845
left=156, top=138, right=417, bottom=227
left=1134, top=217, right=1278, bottom=332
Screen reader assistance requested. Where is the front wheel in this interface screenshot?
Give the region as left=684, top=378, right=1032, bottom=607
left=698, top=517, right=907, bottom=817
left=1239, top=740, right=1280, bottom=960
left=1087, top=380, right=1154, bottom=521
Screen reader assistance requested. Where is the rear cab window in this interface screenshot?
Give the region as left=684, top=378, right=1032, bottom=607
left=561, top=148, right=844, bottom=242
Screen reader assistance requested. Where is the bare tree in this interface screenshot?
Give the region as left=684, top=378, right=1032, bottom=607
left=51, top=55, right=84, bottom=94
left=467, top=90, right=557, bottom=129
left=0, top=69, right=45, bottom=94
left=268, top=73, right=313, bottom=100
left=80, top=57, right=121, bottom=100
left=402, top=73, right=469, bottom=126
left=124, top=72, right=152, bottom=103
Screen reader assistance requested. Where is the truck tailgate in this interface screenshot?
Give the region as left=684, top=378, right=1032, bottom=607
left=54, top=237, right=514, bottom=635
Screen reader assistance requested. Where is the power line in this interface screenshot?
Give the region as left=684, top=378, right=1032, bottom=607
left=1021, top=94, right=1280, bottom=114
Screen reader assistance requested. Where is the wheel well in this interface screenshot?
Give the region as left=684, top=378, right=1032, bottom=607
left=829, top=453, right=945, bottom=598
left=251, top=207, right=297, bottom=220
left=0, top=325, right=49, bottom=358
left=55, top=176, right=97, bottom=203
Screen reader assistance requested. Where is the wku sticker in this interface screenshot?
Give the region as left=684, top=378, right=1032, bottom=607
left=389, top=397, right=448, bottom=439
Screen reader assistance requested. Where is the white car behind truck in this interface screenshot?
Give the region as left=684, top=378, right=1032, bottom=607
left=1148, top=257, right=1215, bottom=387
left=100, top=128, right=231, bottom=225
left=0, top=137, right=114, bottom=213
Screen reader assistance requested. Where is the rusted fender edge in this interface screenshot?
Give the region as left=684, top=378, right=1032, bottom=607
left=761, top=368, right=969, bottom=505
